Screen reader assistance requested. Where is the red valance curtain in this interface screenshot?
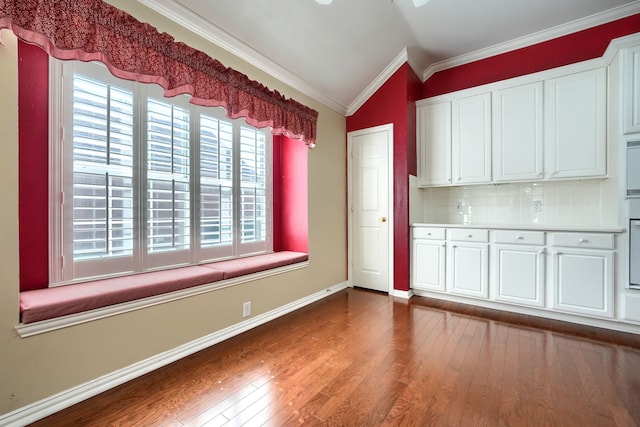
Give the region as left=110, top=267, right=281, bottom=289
left=0, top=0, right=318, bottom=145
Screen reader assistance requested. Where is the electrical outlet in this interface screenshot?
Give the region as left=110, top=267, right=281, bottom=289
left=533, top=200, right=543, bottom=213
left=242, top=301, right=251, bottom=318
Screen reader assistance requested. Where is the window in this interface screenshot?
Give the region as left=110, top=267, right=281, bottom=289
left=50, top=60, right=272, bottom=284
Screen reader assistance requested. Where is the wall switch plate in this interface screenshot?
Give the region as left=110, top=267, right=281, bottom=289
left=243, top=301, right=251, bottom=318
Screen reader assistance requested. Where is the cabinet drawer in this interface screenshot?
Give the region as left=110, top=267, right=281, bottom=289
left=413, top=227, right=446, bottom=240
left=550, top=232, right=614, bottom=249
left=494, top=230, right=545, bottom=245
left=448, top=228, right=489, bottom=242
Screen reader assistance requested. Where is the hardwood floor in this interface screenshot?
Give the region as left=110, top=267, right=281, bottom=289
left=29, top=288, right=640, bottom=426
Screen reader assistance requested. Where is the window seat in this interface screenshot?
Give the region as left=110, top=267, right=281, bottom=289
left=19, top=251, right=309, bottom=324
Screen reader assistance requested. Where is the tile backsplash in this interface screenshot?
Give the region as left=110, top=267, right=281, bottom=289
left=416, top=179, right=619, bottom=226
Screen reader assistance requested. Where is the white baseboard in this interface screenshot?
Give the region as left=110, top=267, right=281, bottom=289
left=390, top=289, right=413, bottom=299
left=0, top=281, right=349, bottom=427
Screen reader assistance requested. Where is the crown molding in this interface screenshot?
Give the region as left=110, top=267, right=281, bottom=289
left=137, top=0, right=348, bottom=115
left=422, top=2, right=640, bottom=82
left=346, top=48, right=409, bottom=116
left=603, top=31, right=640, bottom=63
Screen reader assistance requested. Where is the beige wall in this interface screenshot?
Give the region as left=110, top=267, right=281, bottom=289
left=0, top=0, right=347, bottom=416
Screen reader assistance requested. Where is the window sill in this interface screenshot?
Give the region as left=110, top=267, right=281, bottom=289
left=16, top=251, right=308, bottom=337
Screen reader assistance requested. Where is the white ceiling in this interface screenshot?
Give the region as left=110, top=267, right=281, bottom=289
left=140, top=0, right=640, bottom=115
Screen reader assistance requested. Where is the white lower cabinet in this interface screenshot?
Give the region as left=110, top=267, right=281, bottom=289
left=492, top=230, right=545, bottom=307
left=550, top=232, right=615, bottom=318
left=447, top=229, right=489, bottom=298
left=412, top=227, right=446, bottom=292
left=411, top=226, right=619, bottom=323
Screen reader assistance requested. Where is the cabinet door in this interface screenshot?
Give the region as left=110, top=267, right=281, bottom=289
left=448, top=242, right=489, bottom=298
left=452, top=93, right=492, bottom=184
left=624, top=45, right=640, bottom=134
left=552, top=248, right=614, bottom=318
left=545, top=67, right=607, bottom=179
left=492, top=245, right=545, bottom=307
left=493, top=82, right=544, bottom=182
left=412, top=239, right=446, bottom=292
left=417, top=101, right=451, bottom=186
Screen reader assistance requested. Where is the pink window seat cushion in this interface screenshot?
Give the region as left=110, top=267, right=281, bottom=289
left=201, top=251, right=309, bottom=279
left=20, top=266, right=224, bottom=324
left=19, top=251, right=308, bottom=324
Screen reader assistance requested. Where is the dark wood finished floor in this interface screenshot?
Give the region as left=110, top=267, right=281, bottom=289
left=29, top=288, right=640, bottom=427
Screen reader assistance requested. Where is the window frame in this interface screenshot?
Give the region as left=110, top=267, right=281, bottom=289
left=49, top=59, right=273, bottom=286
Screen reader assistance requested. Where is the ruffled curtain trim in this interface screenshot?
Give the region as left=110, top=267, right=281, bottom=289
left=0, top=0, right=318, bottom=145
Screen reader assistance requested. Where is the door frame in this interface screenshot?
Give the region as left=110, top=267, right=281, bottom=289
left=347, top=123, right=394, bottom=293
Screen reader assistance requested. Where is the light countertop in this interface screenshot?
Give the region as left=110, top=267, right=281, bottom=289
left=411, top=223, right=626, bottom=233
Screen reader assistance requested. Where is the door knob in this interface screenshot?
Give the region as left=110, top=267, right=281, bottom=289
left=380, top=217, right=387, bottom=222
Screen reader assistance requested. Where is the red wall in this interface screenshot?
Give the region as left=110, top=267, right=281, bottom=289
left=424, top=14, right=640, bottom=97
left=272, top=135, right=308, bottom=253
left=346, top=63, right=422, bottom=292
left=18, top=41, right=50, bottom=292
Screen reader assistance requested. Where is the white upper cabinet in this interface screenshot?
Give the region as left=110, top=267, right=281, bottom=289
left=492, top=82, right=544, bottom=182
left=544, top=67, right=607, bottom=179
left=452, top=93, right=492, bottom=184
left=416, top=61, right=608, bottom=187
left=417, top=101, right=452, bottom=186
left=624, top=45, right=640, bottom=134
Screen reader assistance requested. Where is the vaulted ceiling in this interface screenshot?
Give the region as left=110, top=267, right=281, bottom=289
left=140, top=0, right=640, bottom=115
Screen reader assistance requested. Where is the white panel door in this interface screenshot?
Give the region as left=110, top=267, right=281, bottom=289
left=349, top=125, right=392, bottom=293
left=448, top=242, right=489, bottom=298
left=417, top=101, right=452, bottom=186
left=552, top=248, right=614, bottom=318
left=493, top=82, right=544, bottom=182
left=493, top=245, right=545, bottom=307
left=545, top=67, right=607, bottom=179
left=452, top=93, right=492, bottom=184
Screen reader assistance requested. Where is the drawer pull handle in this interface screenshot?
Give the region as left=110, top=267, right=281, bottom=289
left=516, top=236, right=524, bottom=240
left=467, top=234, right=473, bottom=238
left=427, top=232, right=431, bottom=236
left=579, top=238, right=588, bottom=243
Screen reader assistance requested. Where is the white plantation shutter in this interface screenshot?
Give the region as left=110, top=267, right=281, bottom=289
left=239, top=126, right=269, bottom=254
left=70, top=72, right=135, bottom=271
left=199, top=114, right=234, bottom=258
left=146, top=98, right=191, bottom=259
left=52, top=59, right=272, bottom=284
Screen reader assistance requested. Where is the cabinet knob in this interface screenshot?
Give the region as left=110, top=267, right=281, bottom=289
left=467, top=234, right=473, bottom=238
left=516, top=236, right=524, bottom=240
left=579, top=238, right=587, bottom=243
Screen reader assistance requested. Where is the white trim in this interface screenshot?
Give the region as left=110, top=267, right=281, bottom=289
left=137, top=0, right=347, bottom=115
left=347, top=49, right=409, bottom=116
left=16, top=261, right=310, bottom=337
left=2, top=280, right=349, bottom=427
left=417, top=58, right=607, bottom=105
left=347, top=124, right=394, bottom=294
left=603, top=32, right=640, bottom=64
left=391, top=289, right=414, bottom=299
left=422, top=2, right=640, bottom=82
